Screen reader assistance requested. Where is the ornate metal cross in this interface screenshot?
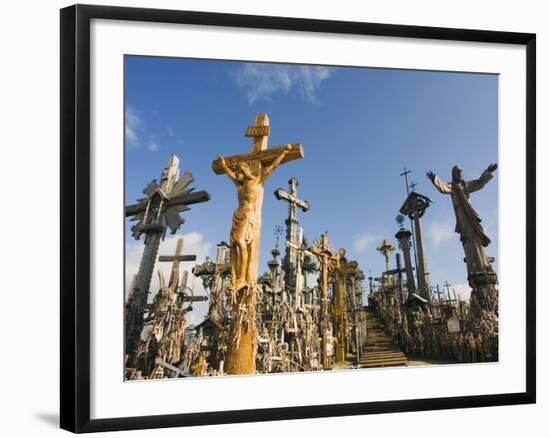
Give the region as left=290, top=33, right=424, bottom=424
left=275, top=177, right=310, bottom=292
left=125, top=155, right=210, bottom=358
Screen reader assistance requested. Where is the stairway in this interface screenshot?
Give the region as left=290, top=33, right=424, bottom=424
left=359, top=309, right=407, bottom=368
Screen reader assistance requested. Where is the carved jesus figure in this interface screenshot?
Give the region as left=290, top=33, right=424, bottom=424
left=218, top=145, right=292, bottom=290
left=427, top=164, right=497, bottom=278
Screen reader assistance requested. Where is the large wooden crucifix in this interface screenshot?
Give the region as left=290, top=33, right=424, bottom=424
left=157, top=238, right=208, bottom=306
left=212, top=113, right=304, bottom=375
left=376, top=239, right=395, bottom=286
left=309, top=233, right=340, bottom=369
left=157, top=238, right=196, bottom=291
left=330, top=250, right=358, bottom=364
left=275, top=177, right=310, bottom=292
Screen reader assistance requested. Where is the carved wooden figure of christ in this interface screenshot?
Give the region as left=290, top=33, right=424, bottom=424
left=212, top=113, right=304, bottom=374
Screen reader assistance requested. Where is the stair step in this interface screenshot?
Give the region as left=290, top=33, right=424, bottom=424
left=361, top=355, right=407, bottom=361
left=361, top=352, right=406, bottom=358
left=359, top=360, right=407, bottom=368
left=362, top=311, right=407, bottom=368
left=362, top=350, right=404, bottom=356
left=361, top=356, right=406, bottom=361
left=360, top=359, right=407, bottom=366
left=361, top=356, right=406, bottom=362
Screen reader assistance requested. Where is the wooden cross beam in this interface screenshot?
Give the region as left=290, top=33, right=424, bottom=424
left=154, top=358, right=190, bottom=377
left=157, top=238, right=197, bottom=290
left=157, top=255, right=197, bottom=262
left=385, top=267, right=407, bottom=275
left=212, top=114, right=303, bottom=174
left=157, top=239, right=197, bottom=263
left=443, top=280, right=455, bottom=302
left=212, top=144, right=303, bottom=174
left=179, top=295, right=209, bottom=303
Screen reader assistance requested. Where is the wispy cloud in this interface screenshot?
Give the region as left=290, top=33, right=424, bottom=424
left=125, top=105, right=141, bottom=146
left=147, top=137, right=160, bottom=152
left=353, top=233, right=377, bottom=253
left=125, top=106, right=163, bottom=152
left=450, top=283, right=472, bottom=301
left=429, top=220, right=454, bottom=247
left=235, top=63, right=333, bottom=104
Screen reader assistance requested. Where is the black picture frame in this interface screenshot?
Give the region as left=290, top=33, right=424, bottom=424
left=60, top=4, right=536, bottom=433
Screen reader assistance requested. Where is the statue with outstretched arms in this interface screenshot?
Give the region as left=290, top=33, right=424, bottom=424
left=426, top=163, right=497, bottom=278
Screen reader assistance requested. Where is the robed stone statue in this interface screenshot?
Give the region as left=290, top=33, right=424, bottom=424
left=426, top=164, right=497, bottom=278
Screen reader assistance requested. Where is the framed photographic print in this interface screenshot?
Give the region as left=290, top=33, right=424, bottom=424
left=60, top=4, right=536, bottom=433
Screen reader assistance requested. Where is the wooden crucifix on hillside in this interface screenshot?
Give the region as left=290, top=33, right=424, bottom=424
left=157, top=238, right=208, bottom=307
left=330, top=249, right=358, bottom=364
left=212, top=113, right=304, bottom=375
left=157, top=238, right=196, bottom=291
left=309, top=233, right=340, bottom=369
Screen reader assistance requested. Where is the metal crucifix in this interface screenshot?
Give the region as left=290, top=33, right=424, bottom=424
left=275, top=177, right=310, bottom=292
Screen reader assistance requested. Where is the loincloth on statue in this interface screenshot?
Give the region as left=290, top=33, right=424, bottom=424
left=230, top=207, right=256, bottom=244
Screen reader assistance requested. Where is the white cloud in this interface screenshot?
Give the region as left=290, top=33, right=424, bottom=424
left=429, top=220, right=454, bottom=247
left=235, top=63, right=333, bottom=104
left=353, top=233, right=377, bottom=253
left=147, top=138, right=160, bottom=152
left=125, top=232, right=213, bottom=323
left=450, top=283, right=472, bottom=301
left=304, top=272, right=319, bottom=288
left=125, top=105, right=141, bottom=146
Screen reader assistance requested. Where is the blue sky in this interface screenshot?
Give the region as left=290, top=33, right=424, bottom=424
left=124, top=56, right=498, bottom=318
